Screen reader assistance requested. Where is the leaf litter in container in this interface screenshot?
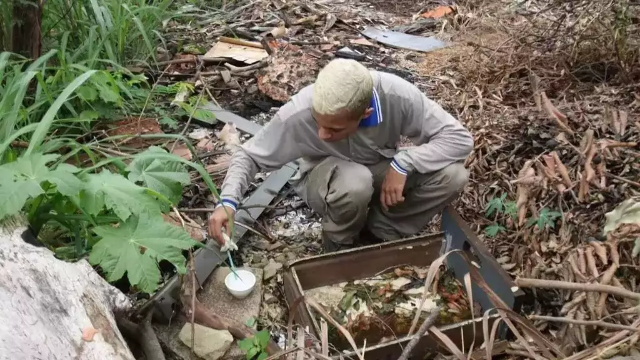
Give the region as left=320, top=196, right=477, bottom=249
left=304, top=265, right=481, bottom=351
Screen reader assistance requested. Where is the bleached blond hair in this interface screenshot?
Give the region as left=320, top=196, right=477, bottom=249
left=312, top=59, right=373, bottom=117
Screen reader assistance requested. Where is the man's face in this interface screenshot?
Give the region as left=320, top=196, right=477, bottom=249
left=312, top=108, right=373, bottom=142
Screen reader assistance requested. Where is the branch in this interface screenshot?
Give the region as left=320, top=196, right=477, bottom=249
left=398, top=307, right=441, bottom=360
left=529, top=315, right=640, bottom=332
left=116, top=311, right=166, bottom=360
left=515, top=278, right=640, bottom=300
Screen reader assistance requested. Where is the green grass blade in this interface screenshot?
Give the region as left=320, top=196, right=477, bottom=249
left=0, top=122, right=39, bottom=157
left=26, top=70, right=97, bottom=155
left=122, top=4, right=156, bottom=62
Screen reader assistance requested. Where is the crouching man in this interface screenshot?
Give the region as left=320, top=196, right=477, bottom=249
left=208, top=59, right=473, bottom=253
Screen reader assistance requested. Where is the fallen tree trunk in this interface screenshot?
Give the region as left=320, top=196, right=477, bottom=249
left=0, top=216, right=135, bottom=359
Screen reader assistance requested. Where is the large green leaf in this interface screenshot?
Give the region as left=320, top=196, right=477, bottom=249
left=0, top=153, right=84, bottom=219
left=81, top=170, right=163, bottom=221
left=89, top=212, right=196, bottom=293
left=126, top=146, right=190, bottom=204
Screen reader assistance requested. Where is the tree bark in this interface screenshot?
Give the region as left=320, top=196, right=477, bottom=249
left=11, top=0, right=42, bottom=58
left=0, top=216, right=135, bottom=359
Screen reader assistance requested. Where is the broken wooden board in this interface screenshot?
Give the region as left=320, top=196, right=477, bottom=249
left=361, top=26, right=449, bottom=53
left=144, top=105, right=298, bottom=323
left=203, top=41, right=268, bottom=64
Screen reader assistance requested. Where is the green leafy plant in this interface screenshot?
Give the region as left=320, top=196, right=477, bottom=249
left=483, top=193, right=517, bottom=238
left=527, top=208, right=562, bottom=230
left=238, top=330, right=270, bottom=360
left=484, top=223, right=506, bottom=238
left=485, top=193, right=507, bottom=218
left=0, top=54, right=214, bottom=293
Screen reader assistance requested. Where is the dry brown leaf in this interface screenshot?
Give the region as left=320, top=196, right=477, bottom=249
left=171, top=143, right=192, bottom=160
left=589, top=241, right=608, bottom=265
left=580, top=129, right=594, bottom=155
left=540, top=92, right=575, bottom=135
left=81, top=327, right=99, bottom=342
left=576, top=248, right=587, bottom=275
left=350, top=38, right=376, bottom=47
left=421, top=5, right=453, bottom=18
left=584, top=144, right=597, bottom=183
left=585, top=247, right=599, bottom=278
left=607, top=240, right=620, bottom=266
left=516, top=161, right=536, bottom=226
left=551, top=151, right=572, bottom=188
left=561, top=293, right=586, bottom=315
left=619, top=110, right=628, bottom=136
left=196, top=137, right=215, bottom=152
left=323, top=13, right=337, bottom=33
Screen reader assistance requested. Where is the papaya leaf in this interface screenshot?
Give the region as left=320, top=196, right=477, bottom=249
left=89, top=212, right=196, bottom=293
left=126, top=146, right=190, bottom=204
left=0, top=153, right=83, bottom=219
left=81, top=170, right=163, bottom=220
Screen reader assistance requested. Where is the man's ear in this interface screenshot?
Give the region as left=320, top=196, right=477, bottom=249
left=361, top=107, right=374, bottom=119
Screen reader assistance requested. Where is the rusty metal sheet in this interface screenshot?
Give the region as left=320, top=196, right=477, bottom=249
left=441, top=207, right=525, bottom=338
left=361, top=26, right=449, bottom=53
left=144, top=106, right=298, bottom=323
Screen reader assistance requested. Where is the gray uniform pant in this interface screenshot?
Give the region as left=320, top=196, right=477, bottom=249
left=293, top=157, right=469, bottom=245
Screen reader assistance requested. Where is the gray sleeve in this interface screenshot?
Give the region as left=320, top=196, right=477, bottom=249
left=218, top=110, right=303, bottom=208
left=391, top=83, right=473, bottom=175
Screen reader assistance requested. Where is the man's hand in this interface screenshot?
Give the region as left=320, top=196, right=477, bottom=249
left=380, top=167, right=407, bottom=211
left=208, top=206, right=236, bottom=246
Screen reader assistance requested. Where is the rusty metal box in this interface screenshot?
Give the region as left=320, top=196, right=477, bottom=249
left=283, top=206, right=524, bottom=359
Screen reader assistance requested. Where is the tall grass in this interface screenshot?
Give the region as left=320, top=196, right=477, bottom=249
left=1, top=0, right=172, bottom=64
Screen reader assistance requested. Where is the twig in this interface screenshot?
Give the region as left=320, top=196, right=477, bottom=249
left=224, top=59, right=268, bottom=73
left=605, top=172, right=640, bottom=188
left=515, top=278, right=640, bottom=300
left=397, top=307, right=441, bottom=360
left=528, top=315, right=640, bottom=332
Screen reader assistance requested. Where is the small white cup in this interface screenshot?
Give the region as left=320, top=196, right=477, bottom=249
left=224, top=269, right=257, bottom=299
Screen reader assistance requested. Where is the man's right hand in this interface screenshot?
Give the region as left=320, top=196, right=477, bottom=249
left=208, top=206, right=236, bottom=246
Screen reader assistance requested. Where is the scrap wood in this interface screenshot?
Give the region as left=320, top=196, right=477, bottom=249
left=203, top=40, right=268, bottom=64
left=218, top=36, right=264, bottom=49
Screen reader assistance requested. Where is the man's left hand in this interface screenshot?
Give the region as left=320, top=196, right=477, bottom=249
left=380, top=167, right=407, bottom=211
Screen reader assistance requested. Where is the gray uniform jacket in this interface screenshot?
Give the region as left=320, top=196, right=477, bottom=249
left=217, top=70, right=474, bottom=210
